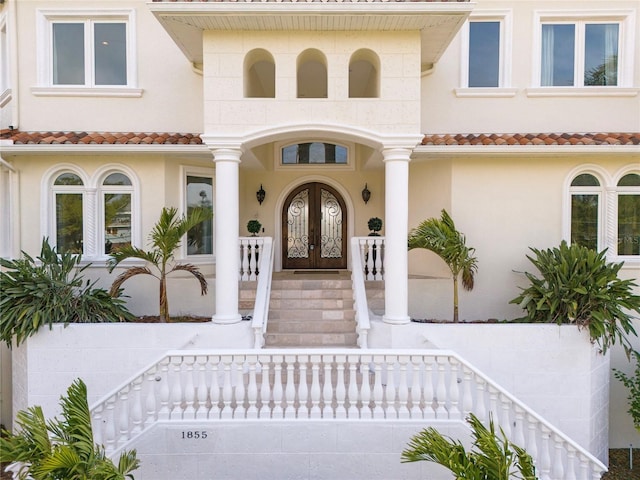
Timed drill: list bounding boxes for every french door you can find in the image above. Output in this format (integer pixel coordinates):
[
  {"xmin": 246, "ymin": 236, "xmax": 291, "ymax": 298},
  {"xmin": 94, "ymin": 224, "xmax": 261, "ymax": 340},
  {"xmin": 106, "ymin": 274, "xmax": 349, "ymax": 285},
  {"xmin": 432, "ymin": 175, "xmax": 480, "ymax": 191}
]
[{"xmin": 282, "ymin": 182, "xmax": 347, "ymax": 269}]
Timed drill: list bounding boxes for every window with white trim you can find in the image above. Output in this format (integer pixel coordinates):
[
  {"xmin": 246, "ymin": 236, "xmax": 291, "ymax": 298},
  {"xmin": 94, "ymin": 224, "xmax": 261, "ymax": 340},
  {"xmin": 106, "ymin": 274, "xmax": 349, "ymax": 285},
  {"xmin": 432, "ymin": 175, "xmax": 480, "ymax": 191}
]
[
  {"xmin": 566, "ymin": 168, "xmax": 640, "ymax": 259},
  {"xmin": 36, "ymin": 10, "xmax": 137, "ymax": 92},
  {"xmin": 184, "ymin": 170, "xmax": 214, "ymax": 256},
  {"xmin": 47, "ymin": 166, "xmax": 138, "ymax": 257},
  {"xmin": 569, "ymin": 173, "xmax": 602, "ymax": 251},
  {"xmin": 617, "ymin": 173, "xmax": 640, "ymax": 256},
  {"xmin": 468, "ymin": 21, "xmax": 501, "ymax": 87}
]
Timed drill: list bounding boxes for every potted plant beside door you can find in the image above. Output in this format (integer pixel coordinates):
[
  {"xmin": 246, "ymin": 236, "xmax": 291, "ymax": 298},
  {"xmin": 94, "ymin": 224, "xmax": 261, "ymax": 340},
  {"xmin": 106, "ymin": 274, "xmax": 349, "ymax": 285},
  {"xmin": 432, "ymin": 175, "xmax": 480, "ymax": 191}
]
[
  {"xmin": 368, "ymin": 217, "xmax": 383, "ymax": 236},
  {"xmin": 247, "ymin": 219, "xmax": 262, "ymax": 236}
]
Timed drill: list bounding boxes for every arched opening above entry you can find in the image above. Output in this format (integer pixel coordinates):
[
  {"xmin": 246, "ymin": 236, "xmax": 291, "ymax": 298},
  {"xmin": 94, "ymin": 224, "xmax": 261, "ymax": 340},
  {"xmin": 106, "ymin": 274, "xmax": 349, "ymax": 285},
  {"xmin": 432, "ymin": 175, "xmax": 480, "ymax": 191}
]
[
  {"xmin": 297, "ymin": 49, "xmax": 328, "ymax": 99},
  {"xmin": 349, "ymin": 49, "xmax": 379, "ymax": 98},
  {"xmin": 244, "ymin": 48, "xmax": 276, "ymax": 98}
]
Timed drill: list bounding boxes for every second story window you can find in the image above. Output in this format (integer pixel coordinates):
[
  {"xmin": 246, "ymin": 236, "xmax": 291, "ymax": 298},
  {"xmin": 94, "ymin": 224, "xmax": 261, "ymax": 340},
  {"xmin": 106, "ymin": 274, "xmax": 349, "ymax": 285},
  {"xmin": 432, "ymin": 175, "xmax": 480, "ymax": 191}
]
[
  {"xmin": 282, "ymin": 143, "xmax": 348, "ymax": 165},
  {"xmin": 36, "ymin": 10, "xmax": 138, "ymax": 94},
  {"xmin": 52, "ymin": 20, "xmax": 127, "ymax": 86},
  {"xmin": 468, "ymin": 21, "xmax": 501, "ymax": 87},
  {"xmin": 541, "ymin": 22, "xmax": 619, "ymax": 87}
]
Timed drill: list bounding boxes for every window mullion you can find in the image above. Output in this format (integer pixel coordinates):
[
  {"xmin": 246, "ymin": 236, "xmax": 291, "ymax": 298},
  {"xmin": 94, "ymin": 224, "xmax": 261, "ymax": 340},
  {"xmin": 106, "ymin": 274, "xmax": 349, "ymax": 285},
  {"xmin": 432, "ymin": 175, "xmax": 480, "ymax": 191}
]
[
  {"xmin": 86, "ymin": 20, "xmax": 94, "ymax": 87},
  {"xmin": 575, "ymin": 22, "xmax": 586, "ymax": 87}
]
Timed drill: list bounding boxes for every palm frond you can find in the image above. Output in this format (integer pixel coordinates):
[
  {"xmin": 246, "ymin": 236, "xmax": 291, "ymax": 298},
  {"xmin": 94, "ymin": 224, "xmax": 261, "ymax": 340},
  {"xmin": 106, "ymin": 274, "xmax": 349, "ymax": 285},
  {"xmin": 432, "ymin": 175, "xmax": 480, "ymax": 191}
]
[
  {"xmin": 107, "ymin": 246, "xmax": 160, "ymax": 272},
  {"xmin": 109, "ymin": 267, "xmax": 156, "ymax": 297},
  {"xmin": 170, "ymin": 263, "xmax": 209, "ymax": 295}
]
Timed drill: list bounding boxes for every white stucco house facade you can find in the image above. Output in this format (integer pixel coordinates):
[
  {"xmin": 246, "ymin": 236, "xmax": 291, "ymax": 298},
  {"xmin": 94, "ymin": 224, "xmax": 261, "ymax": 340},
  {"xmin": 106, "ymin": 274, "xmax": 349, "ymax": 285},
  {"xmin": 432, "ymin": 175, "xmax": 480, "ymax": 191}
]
[{"xmin": 0, "ymin": 0, "xmax": 639, "ymax": 478}]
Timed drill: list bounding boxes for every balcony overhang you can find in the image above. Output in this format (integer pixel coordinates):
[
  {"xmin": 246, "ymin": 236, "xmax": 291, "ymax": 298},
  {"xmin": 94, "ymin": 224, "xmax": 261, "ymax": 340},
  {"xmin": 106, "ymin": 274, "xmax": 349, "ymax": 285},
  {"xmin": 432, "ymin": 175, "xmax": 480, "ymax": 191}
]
[{"xmin": 148, "ymin": 1, "xmax": 475, "ymax": 70}]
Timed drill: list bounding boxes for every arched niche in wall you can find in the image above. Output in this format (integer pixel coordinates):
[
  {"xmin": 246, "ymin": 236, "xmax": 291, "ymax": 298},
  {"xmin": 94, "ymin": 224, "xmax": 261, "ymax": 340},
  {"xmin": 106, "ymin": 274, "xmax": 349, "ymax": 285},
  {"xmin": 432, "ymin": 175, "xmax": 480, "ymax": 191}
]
[
  {"xmin": 244, "ymin": 48, "xmax": 276, "ymax": 98},
  {"xmin": 349, "ymin": 49, "xmax": 379, "ymax": 98},
  {"xmin": 297, "ymin": 49, "xmax": 328, "ymax": 99}
]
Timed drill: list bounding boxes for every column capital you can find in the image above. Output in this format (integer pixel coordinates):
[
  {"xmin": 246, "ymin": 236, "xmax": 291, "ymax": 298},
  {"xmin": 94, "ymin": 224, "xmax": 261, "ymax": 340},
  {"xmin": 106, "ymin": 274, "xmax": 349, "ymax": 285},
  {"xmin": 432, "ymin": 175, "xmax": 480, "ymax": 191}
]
[{"xmin": 381, "ymin": 147, "xmax": 414, "ymax": 163}]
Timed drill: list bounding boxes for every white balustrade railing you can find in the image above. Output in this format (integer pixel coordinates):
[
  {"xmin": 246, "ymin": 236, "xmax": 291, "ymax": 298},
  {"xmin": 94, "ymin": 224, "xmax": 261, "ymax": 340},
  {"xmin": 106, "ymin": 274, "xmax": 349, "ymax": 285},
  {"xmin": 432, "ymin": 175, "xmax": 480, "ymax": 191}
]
[
  {"xmin": 90, "ymin": 348, "xmax": 606, "ymax": 479},
  {"xmin": 350, "ymin": 237, "xmax": 372, "ymax": 348},
  {"xmin": 354, "ymin": 236, "xmax": 384, "ymax": 281},
  {"xmin": 239, "ymin": 236, "xmax": 265, "ymax": 281},
  {"xmin": 249, "ymin": 237, "xmax": 274, "ymax": 348}
]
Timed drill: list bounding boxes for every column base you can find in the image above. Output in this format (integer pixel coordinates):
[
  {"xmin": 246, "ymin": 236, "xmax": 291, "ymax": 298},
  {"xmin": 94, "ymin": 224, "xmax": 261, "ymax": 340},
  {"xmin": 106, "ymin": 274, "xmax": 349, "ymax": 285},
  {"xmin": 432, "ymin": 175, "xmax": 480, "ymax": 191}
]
[
  {"xmin": 212, "ymin": 314, "xmax": 243, "ymax": 325},
  {"xmin": 382, "ymin": 315, "xmax": 411, "ymax": 325}
]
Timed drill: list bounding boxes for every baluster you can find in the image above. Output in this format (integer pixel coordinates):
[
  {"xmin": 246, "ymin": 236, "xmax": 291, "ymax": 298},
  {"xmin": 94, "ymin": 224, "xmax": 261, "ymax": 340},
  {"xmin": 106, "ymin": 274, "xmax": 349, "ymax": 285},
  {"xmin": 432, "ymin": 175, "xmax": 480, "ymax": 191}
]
[
  {"xmin": 434, "ymin": 357, "xmax": 447, "ymax": 419},
  {"xmin": 423, "ymin": 357, "xmax": 435, "ymax": 419},
  {"xmin": 259, "ymin": 357, "xmax": 271, "ymax": 419},
  {"xmin": 130, "ymin": 376, "xmax": 144, "ymax": 435},
  {"xmin": 246, "ymin": 355, "xmax": 259, "ymax": 418},
  {"xmin": 578, "ymin": 456, "xmax": 590, "ymax": 480},
  {"xmin": 221, "ymin": 355, "xmax": 233, "ymax": 419},
  {"xmin": 183, "ymin": 356, "xmax": 196, "ymax": 418},
  {"xmin": 379, "ymin": 240, "xmax": 385, "ymax": 277},
  {"xmin": 104, "ymin": 397, "xmax": 117, "ymax": 451},
  {"xmin": 272, "ymin": 356, "xmax": 284, "ymax": 418},
  {"xmin": 334, "ymin": 355, "xmax": 346, "ymax": 418},
  {"xmin": 323, "ymin": 355, "xmax": 335, "ymax": 418},
  {"xmin": 284, "ymin": 355, "xmax": 296, "ymax": 418},
  {"xmin": 371, "ymin": 242, "xmax": 378, "ymax": 277},
  {"xmin": 397, "ymin": 355, "xmax": 410, "ymax": 419},
  {"xmin": 409, "ymin": 356, "xmax": 422, "ymax": 419},
  {"xmin": 371, "ymin": 356, "xmax": 385, "ymax": 419},
  {"xmin": 254, "ymin": 241, "xmax": 260, "ymax": 277},
  {"xmin": 234, "ymin": 356, "xmax": 246, "ymax": 419},
  {"xmin": 384, "ymin": 357, "xmax": 397, "ymax": 419},
  {"xmin": 539, "ymin": 427, "xmax": 552, "ymax": 479},
  {"xmin": 499, "ymin": 394, "xmax": 512, "ymax": 439},
  {"xmin": 118, "ymin": 387, "xmax": 130, "ymax": 441},
  {"xmin": 309, "ymin": 355, "xmax": 322, "ymax": 418},
  {"xmin": 158, "ymin": 357, "xmax": 171, "ymax": 420},
  {"xmin": 360, "ymin": 355, "xmax": 373, "ymax": 418},
  {"xmin": 513, "ymin": 406, "xmax": 526, "ymax": 447},
  {"xmin": 526, "ymin": 414, "xmax": 539, "ymax": 460},
  {"xmin": 565, "ymin": 446, "xmax": 577, "ymax": 480},
  {"xmin": 145, "ymin": 369, "xmax": 158, "ymax": 424},
  {"xmin": 169, "ymin": 356, "xmax": 184, "ymax": 420},
  {"xmin": 347, "ymin": 355, "xmax": 360, "ymax": 418},
  {"xmin": 239, "ymin": 240, "xmax": 248, "ymax": 280},
  {"xmin": 298, "ymin": 355, "xmax": 309, "ymax": 418},
  {"xmin": 196, "ymin": 356, "xmax": 209, "ymax": 419},
  {"xmin": 488, "ymin": 386, "xmax": 499, "ymax": 425},
  {"xmin": 461, "ymin": 365, "xmax": 473, "ymax": 416},
  {"xmin": 474, "ymin": 378, "xmax": 487, "ymax": 423},
  {"xmin": 92, "ymin": 404, "xmax": 104, "ymax": 447},
  {"xmin": 448, "ymin": 357, "xmax": 460, "ymax": 418},
  {"xmin": 209, "ymin": 355, "xmax": 221, "ymax": 419},
  {"xmin": 362, "ymin": 241, "xmax": 370, "ymax": 279},
  {"xmin": 551, "ymin": 438, "xmax": 565, "ymax": 479}
]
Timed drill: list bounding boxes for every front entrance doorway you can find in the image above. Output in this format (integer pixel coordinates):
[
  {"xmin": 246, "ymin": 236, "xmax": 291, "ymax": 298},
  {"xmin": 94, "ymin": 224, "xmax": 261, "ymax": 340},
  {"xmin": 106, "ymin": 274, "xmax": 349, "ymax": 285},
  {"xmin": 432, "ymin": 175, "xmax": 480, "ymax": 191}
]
[{"xmin": 282, "ymin": 182, "xmax": 347, "ymax": 269}]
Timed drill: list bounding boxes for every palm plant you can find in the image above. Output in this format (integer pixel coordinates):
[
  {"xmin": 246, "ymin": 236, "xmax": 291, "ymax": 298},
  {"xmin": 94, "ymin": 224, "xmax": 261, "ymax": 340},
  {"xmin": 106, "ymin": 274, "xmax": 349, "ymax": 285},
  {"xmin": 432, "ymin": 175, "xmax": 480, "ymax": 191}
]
[
  {"xmin": 107, "ymin": 206, "xmax": 209, "ymax": 323},
  {"xmin": 402, "ymin": 413, "xmax": 537, "ymax": 480},
  {"xmin": 408, "ymin": 209, "xmax": 478, "ymax": 322},
  {"xmin": 0, "ymin": 379, "xmax": 139, "ymax": 480}
]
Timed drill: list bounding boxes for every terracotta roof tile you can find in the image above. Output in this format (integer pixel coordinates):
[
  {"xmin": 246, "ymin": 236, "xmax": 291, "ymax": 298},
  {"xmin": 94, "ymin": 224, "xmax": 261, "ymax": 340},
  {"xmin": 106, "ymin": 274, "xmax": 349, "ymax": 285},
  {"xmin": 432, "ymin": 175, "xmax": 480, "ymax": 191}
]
[
  {"xmin": 0, "ymin": 130, "xmax": 204, "ymax": 145},
  {"xmin": 1, "ymin": 130, "xmax": 638, "ymax": 148},
  {"xmin": 421, "ymin": 133, "xmax": 640, "ymax": 146}
]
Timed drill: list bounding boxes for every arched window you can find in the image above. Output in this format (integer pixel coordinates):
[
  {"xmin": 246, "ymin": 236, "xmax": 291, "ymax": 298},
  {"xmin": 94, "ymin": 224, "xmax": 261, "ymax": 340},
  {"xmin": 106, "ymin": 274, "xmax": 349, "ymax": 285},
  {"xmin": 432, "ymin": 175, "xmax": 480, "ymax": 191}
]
[
  {"xmin": 101, "ymin": 172, "xmax": 133, "ymax": 254},
  {"xmin": 617, "ymin": 172, "xmax": 640, "ymax": 256},
  {"xmin": 569, "ymin": 172, "xmax": 602, "ymax": 251},
  {"xmin": 281, "ymin": 142, "xmax": 348, "ymax": 165},
  {"xmin": 297, "ymin": 49, "xmax": 327, "ymax": 98},
  {"xmin": 52, "ymin": 172, "xmax": 85, "ymax": 254},
  {"xmin": 244, "ymin": 49, "xmax": 275, "ymax": 98},
  {"xmin": 349, "ymin": 49, "xmax": 379, "ymax": 98}
]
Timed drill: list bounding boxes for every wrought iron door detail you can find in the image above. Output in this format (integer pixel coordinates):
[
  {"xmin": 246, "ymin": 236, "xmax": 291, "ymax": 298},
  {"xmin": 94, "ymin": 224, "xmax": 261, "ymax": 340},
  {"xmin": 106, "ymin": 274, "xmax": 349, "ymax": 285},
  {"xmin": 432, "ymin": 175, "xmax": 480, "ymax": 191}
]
[
  {"xmin": 320, "ymin": 188, "xmax": 342, "ymax": 258},
  {"xmin": 287, "ymin": 189, "xmax": 309, "ymax": 259}
]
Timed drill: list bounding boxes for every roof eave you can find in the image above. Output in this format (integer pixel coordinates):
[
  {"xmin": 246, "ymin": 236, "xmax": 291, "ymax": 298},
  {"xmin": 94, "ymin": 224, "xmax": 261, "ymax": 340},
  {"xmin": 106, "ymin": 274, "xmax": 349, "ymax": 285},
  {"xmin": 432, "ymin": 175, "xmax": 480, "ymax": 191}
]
[{"xmin": 412, "ymin": 144, "xmax": 640, "ymax": 158}]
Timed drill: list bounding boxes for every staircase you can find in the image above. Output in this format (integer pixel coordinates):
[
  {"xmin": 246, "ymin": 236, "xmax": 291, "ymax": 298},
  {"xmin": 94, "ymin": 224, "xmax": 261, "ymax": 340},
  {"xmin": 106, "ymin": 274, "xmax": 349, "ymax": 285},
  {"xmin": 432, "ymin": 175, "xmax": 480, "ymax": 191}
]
[{"xmin": 263, "ymin": 271, "xmax": 358, "ymax": 347}]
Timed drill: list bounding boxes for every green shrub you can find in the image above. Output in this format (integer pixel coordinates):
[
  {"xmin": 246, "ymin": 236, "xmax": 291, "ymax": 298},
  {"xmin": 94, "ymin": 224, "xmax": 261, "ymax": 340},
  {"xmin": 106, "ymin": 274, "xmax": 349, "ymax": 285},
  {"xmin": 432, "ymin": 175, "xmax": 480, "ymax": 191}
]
[
  {"xmin": 510, "ymin": 241, "xmax": 640, "ymax": 356},
  {"xmin": 0, "ymin": 379, "xmax": 140, "ymax": 480},
  {"xmin": 402, "ymin": 413, "xmax": 537, "ymax": 480},
  {"xmin": 614, "ymin": 351, "xmax": 640, "ymax": 433},
  {"xmin": 0, "ymin": 238, "xmax": 134, "ymax": 348}
]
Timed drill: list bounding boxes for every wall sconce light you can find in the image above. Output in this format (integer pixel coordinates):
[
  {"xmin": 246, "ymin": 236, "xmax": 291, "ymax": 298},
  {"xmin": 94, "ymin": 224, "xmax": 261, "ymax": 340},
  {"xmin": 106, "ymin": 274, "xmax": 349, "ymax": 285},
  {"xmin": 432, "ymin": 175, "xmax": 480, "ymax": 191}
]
[
  {"xmin": 256, "ymin": 184, "xmax": 266, "ymax": 205},
  {"xmin": 362, "ymin": 184, "xmax": 371, "ymax": 204}
]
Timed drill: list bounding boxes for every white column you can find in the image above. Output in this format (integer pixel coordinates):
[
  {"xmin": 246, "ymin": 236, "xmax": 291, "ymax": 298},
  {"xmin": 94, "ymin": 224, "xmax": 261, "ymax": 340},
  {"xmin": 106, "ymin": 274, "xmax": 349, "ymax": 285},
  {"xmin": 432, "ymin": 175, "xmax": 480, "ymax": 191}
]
[
  {"xmin": 382, "ymin": 147, "xmax": 411, "ymax": 325},
  {"xmin": 211, "ymin": 147, "xmax": 242, "ymax": 324}
]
